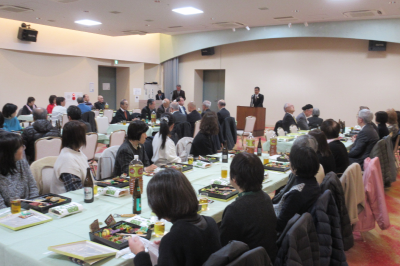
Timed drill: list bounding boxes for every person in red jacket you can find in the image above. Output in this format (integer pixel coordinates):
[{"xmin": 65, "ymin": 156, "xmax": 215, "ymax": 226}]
[{"xmin": 46, "ymin": 95, "xmax": 57, "ymax": 114}]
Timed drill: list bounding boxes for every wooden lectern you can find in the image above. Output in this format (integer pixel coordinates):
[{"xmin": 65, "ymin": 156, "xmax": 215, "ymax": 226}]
[{"xmin": 236, "ymin": 106, "xmax": 266, "ymax": 137}]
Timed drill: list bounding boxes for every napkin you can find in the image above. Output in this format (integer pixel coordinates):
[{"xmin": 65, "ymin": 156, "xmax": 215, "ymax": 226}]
[
  {"xmin": 49, "ymin": 202, "xmax": 83, "ymax": 218},
  {"xmin": 116, "ymin": 236, "xmax": 159, "ymax": 265},
  {"xmin": 98, "ymin": 187, "xmax": 128, "ymax": 198},
  {"xmin": 210, "ymin": 179, "xmax": 231, "ymax": 186},
  {"xmin": 193, "ymin": 161, "xmax": 211, "ymax": 169}
]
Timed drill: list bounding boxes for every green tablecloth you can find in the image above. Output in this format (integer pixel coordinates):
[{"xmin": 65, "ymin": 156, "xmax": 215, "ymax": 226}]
[
  {"xmin": 263, "ymin": 138, "xmax": 354, "ymax": 153},
  {"xmin": 0, "ymin": 156, "xmax": 289, "ymax": 266}
]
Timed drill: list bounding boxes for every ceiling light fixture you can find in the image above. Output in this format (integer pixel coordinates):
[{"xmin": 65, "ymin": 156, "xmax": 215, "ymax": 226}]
[
  {"xmin": 304, "ymin": 22, "xmax": 308, "ymax": 27},
  {"xmin": 75, "ymin": 19, "xmax": 102, "ymax": 26},
  {"xmin": 232, "ymin": 28, "xmax": 235, "ymax": 32},
  {"xmin": 172, "ymin": 7, "xmax": 203, "ymax": 15},
  {"xmin": 245, "ymin": 26, "xmax": 250, "ymax": 30}
]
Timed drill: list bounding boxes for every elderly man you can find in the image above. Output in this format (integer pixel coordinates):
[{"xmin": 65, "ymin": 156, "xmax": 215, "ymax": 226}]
[
  {"xmin": 94, "ymin": 95, "xmax": 105, "ymax": 110},
  {"xmin": 111, "ymin": 99, "xmax": 136, "ymax": 124},
  {"xmin": 22, "ymin": 108, "xmax": 60, "ymax": 163},
  {"xmin": 171, "ymin": 102, "xmax": 187, "ymax": 124},
  {"xmin": 187, "ymin": 101, "xmax": 201, "ymax": 131},
  {"xmin": 201, "ymin": 100, "xmax": 212, "ymax": 117},
  {"xmin": 172, "ymin": 85, "xmax": 186, "ymax": 101},
  {"xmin": 77, "ymin": 97, "xmax": 91, "ymax": 114},
  {"xmin": 359, "ymin": 106, "xmax": 379, "ymax": 134},
  {"xmin": 176, "ymin": 96, "xmax": 187, "ymax": 115},
  {"xmin": 296, "ymin": 104, "xmax": 313, "ymax": 130},
  {"xmin": 217, "ymin": 99, "xmax": 230, "ymax": 125},
  {"xmin": 156, "ymin": 99, "xmax": 170, "ymax": 118},
  {"xmin": 67, "ymin": 105, "xmax": 92, "ymax": 133},
  {"xmin": 141, "ymin": 99, "xmax": 156, "ymax": 120},
  {"xmin": 282, "ymin": 103, "xmax": 298, "ymax": 132},
  {"xmin": 83, "ymin": 94, "xmax": 93, "ymax": 109},
  {"xmin": 307, "ymin": 108, "xmax": 323, "ymax": 129},
  {"xmin": 348, "ymin": 109, "xmax": 379, "ymax": 168}
]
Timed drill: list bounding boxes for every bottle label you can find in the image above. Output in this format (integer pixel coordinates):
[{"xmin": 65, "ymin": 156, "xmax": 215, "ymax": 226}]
[
  {"xmin": 84, "ymin": 187, "xmax": 93, "ymax": 200},
  {"xmin": 257, "ymin": 148, "xmax": 262, "ymax": 154},
  {"xmin": 129, "ymin": 165, "xmax": 144, "ymax": 178},
  {"xmin": 222, "ymin": 155, "xmax": 228, "ymax": 160},
  {"xmin": 136, "ymin": 198, "xmax": 141, "ymax": 211},
  {"xmin": 246, "ymin": 139, "xmax": 255, "ymax": 147}
]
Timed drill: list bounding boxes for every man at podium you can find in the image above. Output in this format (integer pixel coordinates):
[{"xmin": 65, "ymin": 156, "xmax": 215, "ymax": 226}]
[{"xmin": 250, "ymin": 87, "xmax": 264, "ymax": 107}]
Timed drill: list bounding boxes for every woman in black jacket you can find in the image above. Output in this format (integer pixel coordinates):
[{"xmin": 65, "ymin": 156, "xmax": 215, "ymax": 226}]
[
  {"xmin": 274, "ymin": 146, "xmax": 321, "ymax": 233},
  {"xmin": 21, "ymin": 97, "xmax": 37, "ymax": 115},
  {"xmin": 129, "ymin": 169, "xmax": 221, "ymax": 266},
  {"xmin": 190, "ymin": 112, "xmax": 219, "ymax": 156},
  {"xmin": 308, "ymin": 129, "xmax": 336, "ymax": 174}
]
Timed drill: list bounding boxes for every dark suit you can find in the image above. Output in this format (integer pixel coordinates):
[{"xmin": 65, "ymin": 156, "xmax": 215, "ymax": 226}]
[
  {"xmin": 141, "ymin": 106, "xmax": 155, "ymax": 120},
  {"xmin": 282, "ymin": 113, "xmax": 297, "ymax": 132},
  {"xmin": 296, "ymin": 112, "xmax": 309, "ymax": 130},
  {"xmin": 111, "ymin": 109, "xmax": 135, "ymax": 124},
  {"xmin": 250, "ymin": 94, "xmax": 264, "ymax": 107},
  {"xmin": 187, "ymin": 110, "xmax": 201, "ymax": 134},
  {"xmin": 179, "ymin": 105, "xmax": 187, "ymax": 115},
  {"xmin": 172, "ymin": 90, "xmax": 186, "ymax": 101},
  {"xmin": 307, "ymin": 116, "xmax": 323, "ymax": 129},
  {"xmin": 349, "ymin": 123, "xmax": 379, "ymax": 168},
  {"xmin": 155, "ymin": 93, "xmax": 165, "ymax": 100},
  {"xmin": 94, "ymin": 102, "xmax": 105, "ymax": 110},
  {"xmin": 172, "ymin": 111, "xmax": 187, "ymax": 124},
  {"xmin": 201, "ymin": 109, "xmax": 211, "ymax": 117},
  {"xmin": 217, "ymin": 108, "xmax": 230, "ymax": 125},
  {"xmin": 156, "ymin": 104, "xmax": 170, "ymax": 119}
]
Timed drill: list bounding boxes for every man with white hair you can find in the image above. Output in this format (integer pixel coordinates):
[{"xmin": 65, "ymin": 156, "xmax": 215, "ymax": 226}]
[
  {"xmin": 171, "ymin": 102, "xmax": 187, "ymax": 124},
  {"xmin": 348, "ymin": 109, "xmax": 379, "ymax": 168},
  {"xmin": 94, "ymin": 95, "xmax": 105, "ymax": 110},
  {"xmin": 217, "ymin": 99, "xmax": 230, "ymax": 125},
  {"xmin": 282, "ymin": 103, "xmax": 298, "ymax": 132},
  {"xmin": 201, "ymin": 100, "xmax": 212, "ymax": 118},
  {"xmin": 156, "ymin": 99, "xmax": 170, "ymax": 118}
]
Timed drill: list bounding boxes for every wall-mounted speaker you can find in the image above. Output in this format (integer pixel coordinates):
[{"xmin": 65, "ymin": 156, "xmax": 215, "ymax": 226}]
[
  {"xmin": 17, "ymin": 24, "xmax": 38, "ymax": 42},
  {"xmin": 368, "ymin": 40, "xmax": 386, "ymax": 51},
  {"xmin": 201, "ymin": 47, "xmax": 215, "ymax": 56}
]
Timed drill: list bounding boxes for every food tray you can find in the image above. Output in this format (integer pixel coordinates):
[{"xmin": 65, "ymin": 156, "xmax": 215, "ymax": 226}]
[
  {"xmin": 48, "ymin": 240, "xmax": 117, "ymax": 261},
  {"xmin": 199, "ymin": 184, "xmax": 238, "ymax": 200},
  {"xmin": 0, "ymin": 209, "xmax": 52, "ymax": 230},
  {"xmin": 97, "ymin": 177, "xmax": 130, "ymax": 188},
  {"xmin": 196, "ymin": 156, "xmax": 220, "ymax": 163},
  {"xmin": 264, "ymin": 162, "xmax": 291, "ymax": 172},
  {"xmin": 21, "ymin": 193, "xmax": 72, "ymax": 214},
  {"xmin": 161, "ymin": 163, "xmax": 193, "ymax": 172},
  {"xmin": 89, "ymin": 221, "xmax": 152, "ymax": 250},
  {"xmin": 277, "ymin": 156, "xmax": 289, "ymax": 162}
]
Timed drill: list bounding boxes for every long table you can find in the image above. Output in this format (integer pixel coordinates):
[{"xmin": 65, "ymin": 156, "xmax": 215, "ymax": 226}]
[{"xmin": 0, "ymin": 156, "xmax": 289, "ymax": 266}]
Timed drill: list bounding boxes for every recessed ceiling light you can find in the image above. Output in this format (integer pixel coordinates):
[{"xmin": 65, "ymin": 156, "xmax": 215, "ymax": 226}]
[
  {"xmin": 145, "ymin": 19, "xmax": 154, "ymax": 22},
  {"xmin": 110, "ymin": 11, "xmax": 121, "ymax": 14},
  {"xmin": 36, "ymin": 17, "xmax": 40, "ymax": 19},
  {"xmin": 259, "ymin": 7, "xmax": 269, "ymax": 10},
  {"xmin": 75, "ymin": 19, "xmax": 102, "ymax": 26},
  {"xmin": 172, "ymin": 7, "xmax": 203, "ymax": 15}
]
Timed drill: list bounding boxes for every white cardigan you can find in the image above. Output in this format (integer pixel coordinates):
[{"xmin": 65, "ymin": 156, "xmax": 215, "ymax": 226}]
[{"xmin": 152, "ymin": 132, "xmax": 181, "ymax": 166}]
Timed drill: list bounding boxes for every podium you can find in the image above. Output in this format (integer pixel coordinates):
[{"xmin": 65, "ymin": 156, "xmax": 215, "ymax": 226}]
[{"xmin": 236, "ymin": 106, "xmax": 266, "ymax": 137}]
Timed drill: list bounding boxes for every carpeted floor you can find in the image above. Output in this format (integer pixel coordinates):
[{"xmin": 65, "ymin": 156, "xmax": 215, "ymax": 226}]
[{"xmin": 95, "ymin": 133, "xmax": 400, "ymax": 265}]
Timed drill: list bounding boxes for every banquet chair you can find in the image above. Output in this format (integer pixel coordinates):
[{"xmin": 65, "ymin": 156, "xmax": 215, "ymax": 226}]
[
  {"xmin": 290, "ymin": 124, "xmax": 298, "ymax": 133},
  {"xmin": 109, "ymin": 130, "xmax": 126, "ymax": 147},
  {"xmin": 265, "ymin": 130, "xmax": 275, "ymax": 141},
  {"xmin": 81, "ymin": 133, "xmax": 98, "ymax": 162},
  {"xmin": 93, "ymin": 110, "xmax": 100, "ymax": 117},
  {"xmin": 277, "ymin": 127, "xmax": 285, "ymax": 136},
  {"xmin": 237, "ymin": 116, "xmax": 256, "ymax": 137},
  {"xmin": 103, "ymin": 109, "xmax": 114, "ymax": 124},
  {"xmin": 132, "ymin": 109, "xmax": 141, "ymax": 114},
  {"xmin": 176, "ymin": 137, "xmax": 193, "ymax": 162},
  {"xmin": 96, "ymin": 145, "xmax": 120, "ymax": 180},
  {"xmin": 193, "ymin": 120, "xmax": 201, "ymax": 138},
  {"xmin": 35, "ymin": 137, "xmax": 62, "ymax": 161},
  {"xmin": 30, "ymin": 156, "xmax": 58, "ymax": 195},
  {"xmin": 62, "ymin": 114, "xmax": 68, "ymax": 127},
  {"xmin": 95, "ymin": 116, "xmax": 109, "ymax": 134}
]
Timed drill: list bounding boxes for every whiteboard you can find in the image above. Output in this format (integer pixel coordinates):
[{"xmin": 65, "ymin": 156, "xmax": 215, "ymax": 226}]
[{"xmin": 144, "ymin": 84, "xmax": 160, "ymax": 100}]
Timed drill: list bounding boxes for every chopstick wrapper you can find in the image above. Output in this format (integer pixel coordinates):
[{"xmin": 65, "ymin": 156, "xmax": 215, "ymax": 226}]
[
  {"xmin": 49, "ymin": 202, "xmax": 83, "ymax": 217},
  {"xmin": 193, "ymin": 161, "xmax": 211, "ymax": 169},
  {"xmin": 98, "ymin": 187, "xmax": 128, "ymax": 197}
]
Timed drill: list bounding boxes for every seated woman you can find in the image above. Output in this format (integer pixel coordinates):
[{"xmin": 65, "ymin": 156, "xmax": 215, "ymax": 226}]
[
  {"xmin": 129, "ymin": 169, "xmax": 221, "ymax": 266},
  {"xmin": 0, "ymin": 131, "xmax": 39, "ymax": 209},
  {"xmin": 375, "ymin": 111, "xmax": 389, "ymax": 139},
  {"xmin": 54, "ymin": 121, "xmax": 89, "ymax": 193},
  {"xmin": 190, "ymin": 112, "xmax": 219, "ymax": 157},
  {"xmin": 47, "ymin": 95, "xmax": 57, "ymax": 114},
  {"xmin": 21, "ymin": 97, "xmax": 37, "ymax": 115},
  {"xmin": 307, "ymin": 107, "xmax": 323, "ymax": 129},
  {"xmin": 320, "ymin": 119, "xmax": 350, "ymax": 174},
  {"xmin": 114, "ymin": 120, "xmax": 157, "ymax": 176},
  {"xmin": 274, "ymin": 146, "xmax": 321, "ymax": 233},
  {"xmin": 2, "ymin": 103, "xmax": 22, "ymax": 132},
  {"xmin": 152, "ymin": 113, "xmax": 181, "ymax": 166},
  {"xmin": 219, "ymin": 152, "xmax": 278, "ymax": 262},
  {"xmin": 308, "ymin": 129, "xmax": 336, "ymax": 176}
]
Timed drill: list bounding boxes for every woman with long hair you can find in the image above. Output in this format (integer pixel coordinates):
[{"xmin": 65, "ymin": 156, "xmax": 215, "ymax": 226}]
[
  {"xmin": 152, "ymin": 113, "xmax": 181, "ymax": 166},
  {"xmin": 0, "ymin": 131, "xmax": 39, "ymax": 209},
  {"xmin": 308, "ymin": 129, "xmax": 336, "ymax": 176}
]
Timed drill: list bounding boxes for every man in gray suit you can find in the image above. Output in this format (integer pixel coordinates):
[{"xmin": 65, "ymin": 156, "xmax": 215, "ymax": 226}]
[
  {"xmin": 171, "ymin": 102, "xmax": 187, "ymax": 124},
  {"xmin": 296, "ymin": 104, "xmax": 313, "ymax": 130}
]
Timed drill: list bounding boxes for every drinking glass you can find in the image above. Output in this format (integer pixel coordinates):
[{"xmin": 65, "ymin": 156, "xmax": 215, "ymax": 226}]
[
  {"xmin": 198, "ymin": 192, "xmax": 209, "ymax": 212},
  {"xmin": 10, "ymin": 197, "xmax": 21, "ymax": 214},
  {"xmin": 188, "ymin": 154, "xmax": 194, "ymax": 165},
  {"xmin": 263, "ymin": 154, "xmax": 270, "ymax": 165},
  {"xmin": 221, "ymin": 165, "xmax": 228, "ymax": 179},
  {"xmin": 93, "ymin": 184, "xmax": 98, "ymax": 195},
  {"xmin": 122, "ymin": 120, "xmax": 127, "ymax": 125},
  {"xmin": 154, "ymin": 220, "xmax": 165, "ymax": 237}
]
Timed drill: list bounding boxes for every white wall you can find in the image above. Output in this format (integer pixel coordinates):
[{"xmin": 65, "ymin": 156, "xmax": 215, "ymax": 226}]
[{"xmin": 179, "ymin": 37, "xmax": 400, "ymax": 127}]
